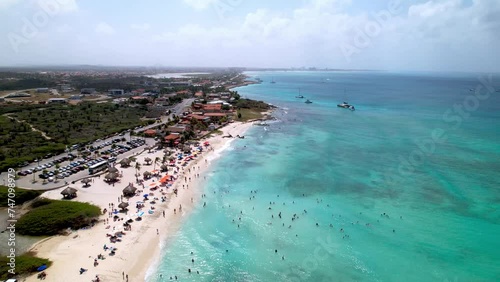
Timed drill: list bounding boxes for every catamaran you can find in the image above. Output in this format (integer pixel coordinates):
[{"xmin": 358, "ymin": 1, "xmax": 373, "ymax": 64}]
[
  {"xmin": 337, "ymin": 89, "xmax": 355, "ymax": 111},
  {"xmin": 337, "ymin": 101, "xmax": 355, "ymax": 111}
]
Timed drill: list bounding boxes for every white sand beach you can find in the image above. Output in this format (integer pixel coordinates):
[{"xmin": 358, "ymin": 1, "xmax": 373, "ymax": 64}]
[{"xmin": 23, "ymin": 122, "xmax": 254, "ymax": 282}]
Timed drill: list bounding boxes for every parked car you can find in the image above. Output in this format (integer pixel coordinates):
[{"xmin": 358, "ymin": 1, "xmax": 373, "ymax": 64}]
[{"xmin": 39, "ymin": 174, "xmax": 49, "ymax": 179}]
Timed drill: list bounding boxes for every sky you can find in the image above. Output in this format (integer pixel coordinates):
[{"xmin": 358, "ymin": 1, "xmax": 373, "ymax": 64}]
[{"xmin": 0, "ymin": 0, "xmax": 499, "ymax": 72}]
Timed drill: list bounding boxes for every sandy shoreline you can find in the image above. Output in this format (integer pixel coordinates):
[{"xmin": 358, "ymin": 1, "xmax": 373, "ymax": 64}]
[{"xmin": 22, "ymin": 121, "xmax": 255, "ymax": 282}]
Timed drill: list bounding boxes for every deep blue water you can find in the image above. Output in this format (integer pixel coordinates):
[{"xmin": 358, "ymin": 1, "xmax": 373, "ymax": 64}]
[{"xmin": 150, "ymin": 71, "xmax": 500, "ymax": 282}]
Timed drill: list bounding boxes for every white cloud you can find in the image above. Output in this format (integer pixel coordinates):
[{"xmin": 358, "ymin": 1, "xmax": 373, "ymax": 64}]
[
  {"xmin": 131, "ymin": 23, "xmax": 151, "ymax": 31},
  {"xmin": 0, "ymin": 0, "xmax": 21, "ymax": 10},
  {"xmin": 1, "ymin": 0, "xmax": 499, "ymax": 71},
  {"xmin": 36, "ymin": 0, "xmax": 79, "ymax": 13},
  {"xmin": 182, "ymin": 0, "xmax": 217, "ymax": 10},
  {"xmin": 95, "ymin": 22, "xmax": 115, "ymax": 35},
  {"xmin": 56, "ymin": 24, "xmax": 72, "ymax": 33}
]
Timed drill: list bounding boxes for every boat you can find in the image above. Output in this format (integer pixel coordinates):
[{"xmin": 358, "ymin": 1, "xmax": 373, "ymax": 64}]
[
  {"xmin": 337, "ymin": 101, "xmax": 355, "ymax": 111},
  {"xmin": 337, "ymin": 89, "xmax": 355, "ymax": 111},
  {"xmin": 296, "ymin": 88, "xmax": 304, "ymax": 98},
  {"xmin": 270, "ymin": 77, "xmax": 276, "ymax": 84},
  {"xmin": 305, "ymin": 99, "xmax": 313, "ymax": 104}
]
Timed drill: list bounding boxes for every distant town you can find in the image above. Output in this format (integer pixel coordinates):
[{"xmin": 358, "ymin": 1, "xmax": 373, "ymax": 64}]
[{"xmin": 0, "ymin": 67, "xmax": 272, "ymax": 178}]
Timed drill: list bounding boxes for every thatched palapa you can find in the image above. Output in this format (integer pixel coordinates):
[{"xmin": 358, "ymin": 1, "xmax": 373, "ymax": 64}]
[{"xmin": 61, "ymin": 187, "xmax": 77, "ymax": 198}]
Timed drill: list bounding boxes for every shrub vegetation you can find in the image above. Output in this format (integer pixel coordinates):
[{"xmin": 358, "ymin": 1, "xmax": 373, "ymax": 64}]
[
  {"xmin": 0, "ymin": 186, "xmax": 42, "ymax": 207},
  {"xmin": 0, "ymin": 253, "xmax": 52, "ymax": 280},
  {"xmin": 17, "ymin": 199, "xmax": 101, "ymax": 236}
]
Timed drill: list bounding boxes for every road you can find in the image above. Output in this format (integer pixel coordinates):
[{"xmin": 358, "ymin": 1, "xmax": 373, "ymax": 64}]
[{"xmin": 136, "ymin": 98, "xmax": 194, "ymax": 133}]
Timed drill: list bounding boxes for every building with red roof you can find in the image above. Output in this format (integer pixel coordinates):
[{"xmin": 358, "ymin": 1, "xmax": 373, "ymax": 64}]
[{"xmin": 144, "ymin": 129, "xmax": 156, "ymax": 137}]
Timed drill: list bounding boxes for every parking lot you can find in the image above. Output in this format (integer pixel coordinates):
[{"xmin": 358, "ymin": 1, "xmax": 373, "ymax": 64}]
[{"xmin": 11, "ymin": 135, "xmax": 156, "ymax": 190}]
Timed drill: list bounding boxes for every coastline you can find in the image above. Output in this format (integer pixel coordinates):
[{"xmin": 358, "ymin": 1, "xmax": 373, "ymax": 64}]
[
  {"xmin": 22, "ymin": 121, "xmax": 256, "ymax": 282},
  {"xmin": 226, "ymin": 80, "xmax": 258, "ymax": 90}
]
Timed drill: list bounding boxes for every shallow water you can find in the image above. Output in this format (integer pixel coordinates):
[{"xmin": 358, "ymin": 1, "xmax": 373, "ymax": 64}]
[{"xmin": 150, "ymin": 71, "xmax": 500, "ymax": 282}]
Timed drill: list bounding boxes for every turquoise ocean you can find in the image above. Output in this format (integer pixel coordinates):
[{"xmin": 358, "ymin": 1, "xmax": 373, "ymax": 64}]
[{"xmin": 149, "ymin": 71, "xmax": 500, "ymax": 282}]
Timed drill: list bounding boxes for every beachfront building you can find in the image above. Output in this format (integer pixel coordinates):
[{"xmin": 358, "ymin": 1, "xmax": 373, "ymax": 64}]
[
  {"xmin": 202, "ymin": 103, "xmax": 222, "ymax": 113},
  {"xmin": 144, "ymin": 129, "xmax": 157, "ymax": 137},
  {"xmin": 164, "ymin": 133, "xmax": 181, "ymax": 147},
  {"xmin": 166, "ymin": 125, "xmax": 190, "ymax": 134},
  {"xmin": 186, "ymin": 114, "xmax": 211, "ymax": 123},
  {"xmin": 206, "ymin": 93, "xmax": 221, "ymax": 100}
]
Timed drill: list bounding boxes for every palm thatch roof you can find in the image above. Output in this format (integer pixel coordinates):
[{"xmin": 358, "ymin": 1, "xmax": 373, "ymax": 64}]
[
  {"xmin": 122, "ymin": 184, "xmax": 137, "ymax": 197},
  {"xmin": 81, "ymin": 178, "xmax": 91, "ymax": 185},
  {"xmin": 119, "ymin": 158, "xmax": 131, "ymax": 167},
  {"xmin": 144, "ymin": 157, "xmax": 152, "ymax": 164},
  {"xmin": 160, "ymin": 164, "xmax": 169, "ymax": 172},
  {"xmin": 118, "ymin": 202, "xmax": 129, "ymax": 209},
  {"xmin": 108, "ymin": 167, "xmax": 119, "ymax": 174},
  {"xmin": 105, "ymin": 172, "xmax": 119, "ymax": 180},
  {"xmin": 61, "ymin": 187, "xmax": 77, "ymax": 198},
  {"xmin": 143, "ymin": 171, "xmax": 152, "ymax": 178}
]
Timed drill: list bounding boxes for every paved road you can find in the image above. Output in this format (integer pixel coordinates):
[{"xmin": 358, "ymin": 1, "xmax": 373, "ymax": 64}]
[{"xmin": 136, "ymin": 98, "xmax": 194, "ymax": 133}]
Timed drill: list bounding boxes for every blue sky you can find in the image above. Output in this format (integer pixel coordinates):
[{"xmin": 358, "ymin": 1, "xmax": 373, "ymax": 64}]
[{"xmin": 0, "ymin": 0, "xmax": 499, "ymax": 72}]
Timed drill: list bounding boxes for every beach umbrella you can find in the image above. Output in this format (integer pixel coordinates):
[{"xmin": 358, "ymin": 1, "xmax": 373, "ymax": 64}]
[
  {"xmin": 37, "ymin": 264, "xmax": 47, "ymax": 271},
  {"xmin": 81, "ymin": 178, "xmax": 91, "ymax": 186},
  {"xmin": 61, "ymin": 187, "xmax": 77, "ymax": 198},
  {"xmin": 122, "ymin": 184, "xmax": 137, "ymax": 197},
  {"xmin": 159, "ymin": 175, "xmax": 170, "ymax": 183},
  {"xmin": 143, "ymin": 171, "xmax": 152, "ymax": 178},
  {"xmin": 160, "ymin": 164, "xmax": 169, "ymax": 172},
  {"xmin": 119, "ymin": 158, "xmax": 131, "ymax": 167},
  {"xmin": 149, "ymin": 182, "xmax": 157, "ymax": 187},
  {"xmin": 105, "ymin": 172, "xmax": 119, "ymax": 180},
  {"xmin": 118, "ymin": 202, "xmax": 129, "ymax": 210},
  {"xmin": 108, "ymin": 167, "xmax": 119, "ymax": 174}
]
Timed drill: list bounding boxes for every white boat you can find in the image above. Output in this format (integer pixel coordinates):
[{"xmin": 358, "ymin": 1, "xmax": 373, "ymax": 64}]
[
  {"xmin": 296, "ymin": 88, "xmax": 304, "ymax": 98},
  {"xmin": 337, "ymin": 101, "xmax": 355, "ymax": 111}
]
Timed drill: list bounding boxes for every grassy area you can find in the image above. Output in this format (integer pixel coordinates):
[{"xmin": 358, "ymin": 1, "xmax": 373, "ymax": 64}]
[
  {"xmin": 10, "ymin": 102, "xmax": 148, "ymax": 145},
  {"xmin": 0, "ymin": 115, "xmax": 66, "ymax": 171},
  {"xmin": 0, "ymin": 102, "xmax": 148, "ymax": 171},
  {"xmin": 0, "ymin": 185, "xmax": 42, "ymax": 207},
  {"xmin": 236, "ymin": 108, "xmax": 266, "ymax": 121},
  {"xmin": 17, "ymin": 199, "xmax": 101, "ymax": 236},
  {"xmin": 0, "ymin": 253, "xmax": 52, "ymax": 280}
]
